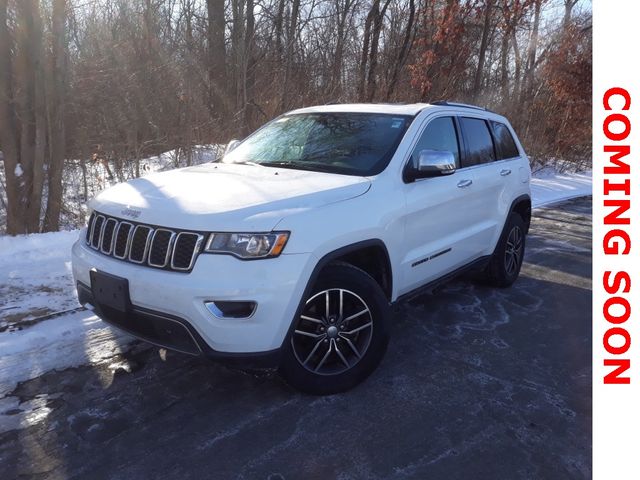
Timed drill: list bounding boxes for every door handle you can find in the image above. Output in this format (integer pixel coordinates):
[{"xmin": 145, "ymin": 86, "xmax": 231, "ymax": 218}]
[
  {"xmin": 500, "ymin": 169, "xmax": 512, "ymax": 176},
  {"xmin": 457, "ymin": 179, "xmax": 473, "ymax": 188}
]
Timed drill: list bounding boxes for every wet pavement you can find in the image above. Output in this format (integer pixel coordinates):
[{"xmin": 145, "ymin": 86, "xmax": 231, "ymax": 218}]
[{"xmin": 0, "ymin": 197, "xmax": 592, "ymax": 479}]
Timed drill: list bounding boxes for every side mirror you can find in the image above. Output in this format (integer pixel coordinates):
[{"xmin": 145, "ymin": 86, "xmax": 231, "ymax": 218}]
[
  {"xmin": 224, "ymin": 139, "xmax": 241, "ymax": 155},
  {"xmin": 409, "ymin": 149, "xmax": 456, "ymax": 181}
]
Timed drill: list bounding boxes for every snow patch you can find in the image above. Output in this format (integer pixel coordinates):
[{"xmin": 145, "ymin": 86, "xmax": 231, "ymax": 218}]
[
  {"xmin": 14, "ymin": 163, "xmax": 23, "ymax": 177},
  {"xmin": 0, "ymin": 310, "xmax": 134, "ymax": 397},
  {"xmin": 531, "ymin": 168, "xmax": 592, "ymax": 208},
  {"xmin": 0, "ymin": 230, "xmax": 81, "ymax": 325}
]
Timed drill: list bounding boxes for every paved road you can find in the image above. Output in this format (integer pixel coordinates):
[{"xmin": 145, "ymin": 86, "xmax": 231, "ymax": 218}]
[{"xmin": 0, "ymin": 197, "xmax": 592, "ymax": 480}]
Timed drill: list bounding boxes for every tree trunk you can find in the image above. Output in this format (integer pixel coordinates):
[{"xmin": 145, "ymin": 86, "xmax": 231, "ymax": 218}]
[
  {"xmin": 274, "ymin": 0, "xmax": 285, "ymax": 62},
  {"xmin": 472, "ymin": 0, "xmax": 493, "ymax": 100},
  {"xmin": 29, "ymin": 1, "xmax": 47, "ymax": 232},
  {"xmin": 511, "ymin": 29, "xmax": 522, "ymax": 100},
  {"xmin": 330, "ymin": 0, "xmax": 353, "ymax": 95},
  {"xmin": 386, "ymin": 0, "xmax": 416, "ymax": 100},
  {"xmin": 242, "ymin": 0, "xmax": 256, "ymax": 134},
  {"xmin": 279, "ymin": 0, "xmax": 300, "ymax": 111},
  {"xmin": 521, "ymin": 0, "xmax": 541, "ymax": 103},
  {"xmin": 365, "ymin": 0, "xmax": 392, "ymax": 102},
  {"xmin": 357, "ymin": 1, "xmax": 377, "ymax": 101},
  {"xmin": 0, "ymin": 0, "xmax": 25, "ymax": 234},
  {"xmin": 206, "ymin": 0, "xmax": 226, "ymax": 120},
  {"xmin": 499, "ymin": 26, "xmax": 510, "ymax": 100},
  {"xmin": 563, "ymin": 0, "xmax": 578, "ymax": 28},
  {"xmin": 80, "ymin": 154, "xmax": 88, "ymax": 204},
  {"xmin": 15, "ymin": 2, "xmax": 36, "ymax": 230},
  {"xmin": 231, "ymin": 0, "xmax": 245, "ymax": 110},
  {"xmin": 43, "ymin": 0, "xmax": 67, "ymax": 232}
]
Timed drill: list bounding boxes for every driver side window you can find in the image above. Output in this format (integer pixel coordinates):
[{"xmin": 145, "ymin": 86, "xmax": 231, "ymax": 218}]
[{"xmin": 411, "ymin": 117, "xmax": 460, "ymax": 168}]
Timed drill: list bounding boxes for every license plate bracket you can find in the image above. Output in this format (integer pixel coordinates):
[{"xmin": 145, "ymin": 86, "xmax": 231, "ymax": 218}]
[{"xmin": 90, "ymin": 270, "xmax": 131, "ymax": 313}]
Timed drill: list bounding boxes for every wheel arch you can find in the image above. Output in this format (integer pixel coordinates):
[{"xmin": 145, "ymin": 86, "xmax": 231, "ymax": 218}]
[
  {"xmin": 313, "ymin": 239, "xmax": 393, "ymax": 301},
  {"xmin": 509, "ymin": 194, "xmax": 532, "ymax": 233},
  {"xmin": 277, "ymin": 239, "xmax": 393, "ymax": 354}
]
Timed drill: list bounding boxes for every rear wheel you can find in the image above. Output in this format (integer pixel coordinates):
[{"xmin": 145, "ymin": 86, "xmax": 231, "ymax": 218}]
[
  {"xmin": 280, "ymin": 263, "xmax": 390, "ymax": 395},
  {"xmin": 484, "ymin": 212, "xmax": 526, "ymax": 287}
]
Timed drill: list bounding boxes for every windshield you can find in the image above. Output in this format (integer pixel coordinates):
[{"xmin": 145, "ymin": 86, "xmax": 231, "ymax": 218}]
[{"xmin": 222, "ymin": 112, "xmax": 412, "ymax": 176}]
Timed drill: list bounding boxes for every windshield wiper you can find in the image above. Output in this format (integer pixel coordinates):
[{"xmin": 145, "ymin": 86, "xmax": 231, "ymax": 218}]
[
  {"xmin": 233, "ymin": 161, "xmax": 263, "ymax": 167},
  {"xmin": 259, "ymin": 161, "xmax": 343, "ymax": 174},
  {"xmin": 258, "ymin": 161, "xmax": 295, "ymax": 167}
]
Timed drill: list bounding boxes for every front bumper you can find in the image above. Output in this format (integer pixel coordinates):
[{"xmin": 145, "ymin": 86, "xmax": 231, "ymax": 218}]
[
  {"xmin": 71, "ymin": 237, "xmax": 316, "ymax": 359},
  {"xmin": 76, "ymin": 282, "xmax": 282, "ymax": 367}
]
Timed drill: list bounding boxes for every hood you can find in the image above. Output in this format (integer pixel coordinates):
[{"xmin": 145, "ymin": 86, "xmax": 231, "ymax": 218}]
[{"xmin": 90, "ymin": 163, "xmax": 371, "ymax": 231}]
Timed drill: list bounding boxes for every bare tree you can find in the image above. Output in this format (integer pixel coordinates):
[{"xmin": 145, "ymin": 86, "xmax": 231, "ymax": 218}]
[
  {"xmin": 43, "ymin": 0, "xmax": 68, "ymax": 232},
  {"xmin": 472, "ymin": 0, "xmax": 494, "ymax": 100},
  {"xmin": 0, "ymin": 0, "xmax": 593, "ymax": 233},
  {"xmin": 0, "ymin": 0, "xmax": 24, "ymax": 234},
  {"xmin": 279, "ymin": 0, "xmax": 300, "ymax": 111},
  {"xmin": 385, "ymin": 0, "xmax": 416, "ymax": 100},
  {"xmin": 206, "ymin": 0, "xmax": 227, "ymax": 119}
]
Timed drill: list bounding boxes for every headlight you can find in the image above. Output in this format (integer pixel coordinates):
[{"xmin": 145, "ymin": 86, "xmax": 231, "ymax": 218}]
[{"xmin": 203, "ymin": 232, "xmax": 289, "ymax": 259}]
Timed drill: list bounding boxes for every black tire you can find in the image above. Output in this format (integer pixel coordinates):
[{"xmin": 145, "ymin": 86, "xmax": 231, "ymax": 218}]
[
  {"xmin": 279, "ymin": 262, "xmax": 390, "ymax": 395},
  {"xmin": 484, "ymin": 212, "xmax": 526, "ymax": 288}
]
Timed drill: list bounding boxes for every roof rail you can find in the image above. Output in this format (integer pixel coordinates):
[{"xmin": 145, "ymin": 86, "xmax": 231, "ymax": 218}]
[{"xmin": 430, "ymin": 101, "xmax": 494, "ymax": 113}]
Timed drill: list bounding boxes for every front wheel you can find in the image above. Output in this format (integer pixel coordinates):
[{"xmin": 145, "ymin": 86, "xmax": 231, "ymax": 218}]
[
  {"xmin": 279, "ymin": 263, "xmax": 390, "ymax": 395},
  {"xmin": 484, "ymin": 212, "xmax": 526, "ymax": 288}
]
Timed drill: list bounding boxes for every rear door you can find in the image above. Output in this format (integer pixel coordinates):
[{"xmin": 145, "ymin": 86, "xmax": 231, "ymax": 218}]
[{"xmin": 458, "ymin": 117, "xmax": 524, "ymax": 255}]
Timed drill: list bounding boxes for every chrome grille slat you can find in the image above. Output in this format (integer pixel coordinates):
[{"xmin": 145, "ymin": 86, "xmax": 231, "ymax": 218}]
[{"xmin": 85, "ymin": 212, "xmax": 202, "ymax": 272}]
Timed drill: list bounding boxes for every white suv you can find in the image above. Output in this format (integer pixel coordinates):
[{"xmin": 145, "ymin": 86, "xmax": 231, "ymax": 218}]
[{"xmin": 72, "ymin": 102, "xmax": 531, "ymax": 394}]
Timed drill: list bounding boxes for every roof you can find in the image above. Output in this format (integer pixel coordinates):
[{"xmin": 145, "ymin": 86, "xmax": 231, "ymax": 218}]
[
  {"xmin": 287, "ymin": 102, "xmax": 506, "ymax": 121},
  {"xmin": 288, "ymin": 103, "xmax": 430, "ymax": 116}
]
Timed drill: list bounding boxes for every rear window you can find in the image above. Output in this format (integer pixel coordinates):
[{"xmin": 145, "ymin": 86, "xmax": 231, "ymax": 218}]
[
  {"xmin": 459, "ymin": 117, "xmax": 496, "ymax": 167},
  {"xmin": 491, "ymin": 121, "xmax": 520, "ymax": 159}
]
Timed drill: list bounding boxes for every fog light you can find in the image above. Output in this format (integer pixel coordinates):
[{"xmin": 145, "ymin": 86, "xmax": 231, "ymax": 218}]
[{"xmin": 205, "ymin": 301, "xmax": 257, "ymax": 319}]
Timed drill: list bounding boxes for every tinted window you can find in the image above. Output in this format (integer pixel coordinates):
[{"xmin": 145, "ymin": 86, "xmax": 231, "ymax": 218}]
[
  {"xmin": 223, "ymin": 113, "xmax": 411, "ymax": 176},
  {"xmin": 491, "ymin": 121, "xmax": 520, "ymax": 159},
  {"xmin": 459, "ymin": 117, "xmax": 496, "ymax": 167},
  {"xmin": 411, "ymin": 117, "xmax": 460, "ymax": 167}
]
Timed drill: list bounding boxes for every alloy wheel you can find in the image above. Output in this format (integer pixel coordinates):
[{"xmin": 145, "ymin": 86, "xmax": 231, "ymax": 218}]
[
  {"xmin": 504, "ymin": 225, "xmax": 524, "ymax": 276},
  {"xmin": 291, "ymin": 288, "xmax": 373, "ymax": 375}
]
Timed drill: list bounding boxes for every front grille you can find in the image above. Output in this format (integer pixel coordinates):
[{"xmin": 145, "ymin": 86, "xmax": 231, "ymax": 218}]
[{"xmin": 85, "ymin": 212, "xmax": 203, "ymax": 272}]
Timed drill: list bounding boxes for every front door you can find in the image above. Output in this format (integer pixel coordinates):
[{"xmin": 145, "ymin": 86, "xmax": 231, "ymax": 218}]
[{"xmin": 398, "ymin": 116, "xmax": 479, "ymax": 295}]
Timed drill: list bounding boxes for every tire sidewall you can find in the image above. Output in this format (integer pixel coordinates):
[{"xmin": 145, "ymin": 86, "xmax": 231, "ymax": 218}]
[{"xmin": 492, "ymin": 213, "xmax": 526, "ymax": 286}]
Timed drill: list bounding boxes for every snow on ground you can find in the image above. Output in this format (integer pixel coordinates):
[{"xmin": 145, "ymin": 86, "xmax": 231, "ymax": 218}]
[
  {"xmin": 0, "ymin": 230, "xmax": 137, "ymax": 397},
  {"xmin": 530, "ymin": 167, "xmax": 592, "ymax": 208},
  {"xmin": 0, "ymin": 311, "xmax": 134, "ymax": 398},
  {"xmin": 0, "ymin": 167, "xmax": 592, "ymax": 398},
  {"xmin": 0, "ymin": 230, "xmax": 81, "ymax": 328}
]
